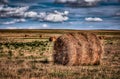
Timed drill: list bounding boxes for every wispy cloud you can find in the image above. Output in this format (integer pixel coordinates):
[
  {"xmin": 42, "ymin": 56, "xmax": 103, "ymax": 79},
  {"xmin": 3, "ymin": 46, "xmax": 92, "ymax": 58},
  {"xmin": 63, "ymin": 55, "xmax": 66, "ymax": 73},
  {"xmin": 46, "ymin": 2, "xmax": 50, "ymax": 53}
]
[{"xmin": 6, "ymin": 26, "xmax": 18, "ymax": 29}]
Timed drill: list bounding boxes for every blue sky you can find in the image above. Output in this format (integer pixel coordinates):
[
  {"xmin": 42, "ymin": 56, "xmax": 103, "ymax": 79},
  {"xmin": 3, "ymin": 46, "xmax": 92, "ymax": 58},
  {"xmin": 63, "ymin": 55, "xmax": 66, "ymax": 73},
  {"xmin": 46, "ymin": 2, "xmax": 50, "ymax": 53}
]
[{"xmin": 0, "ymin": 0, "xmax": 120, "ymax": 29}]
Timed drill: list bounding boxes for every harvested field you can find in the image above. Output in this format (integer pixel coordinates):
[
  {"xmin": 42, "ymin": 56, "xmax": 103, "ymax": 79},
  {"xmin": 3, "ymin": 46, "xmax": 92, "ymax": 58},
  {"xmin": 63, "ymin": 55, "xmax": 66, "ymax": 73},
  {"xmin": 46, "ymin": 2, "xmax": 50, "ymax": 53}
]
[{"xmin": 0, "ymin": 30, "xmax": 119, "ymax": 79}]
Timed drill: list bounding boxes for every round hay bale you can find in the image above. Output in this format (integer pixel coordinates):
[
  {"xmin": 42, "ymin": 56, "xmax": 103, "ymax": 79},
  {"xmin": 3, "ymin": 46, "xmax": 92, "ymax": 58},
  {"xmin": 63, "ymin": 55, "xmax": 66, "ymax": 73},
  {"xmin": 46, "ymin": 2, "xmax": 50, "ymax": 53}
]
[
  {"xmin": 49, "ymin": 36, "xmax": 56, "ymax": 42},
  {"xmin": 98, "ymin": 36, "xmax": 105, "ymax": 40},
  {"xmin": 53, "ymin": 32, "xmax": 102, "ymax": 66},
  {"xmin": 25, "ymin": 34, "xmax": 29, "ymax": 37},
  {"xmin": 39, "ymin": 35, "xmax": 43, "ymax": 38}
]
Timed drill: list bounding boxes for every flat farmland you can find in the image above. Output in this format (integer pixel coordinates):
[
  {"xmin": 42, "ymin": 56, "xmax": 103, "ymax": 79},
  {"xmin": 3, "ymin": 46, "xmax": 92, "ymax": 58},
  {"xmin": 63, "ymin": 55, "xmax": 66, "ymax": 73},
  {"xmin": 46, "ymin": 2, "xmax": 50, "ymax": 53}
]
[{"xmin": 0, "ymin": 29, "xmax": 120, "ymax": 79}]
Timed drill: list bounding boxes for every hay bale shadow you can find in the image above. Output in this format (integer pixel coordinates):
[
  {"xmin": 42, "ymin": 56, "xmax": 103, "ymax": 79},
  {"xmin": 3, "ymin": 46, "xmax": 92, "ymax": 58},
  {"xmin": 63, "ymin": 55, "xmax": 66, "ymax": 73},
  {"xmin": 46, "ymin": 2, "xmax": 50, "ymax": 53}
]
[{"xmin": 53, "ymin": 32, "xmax": 103, "ymax": 66}]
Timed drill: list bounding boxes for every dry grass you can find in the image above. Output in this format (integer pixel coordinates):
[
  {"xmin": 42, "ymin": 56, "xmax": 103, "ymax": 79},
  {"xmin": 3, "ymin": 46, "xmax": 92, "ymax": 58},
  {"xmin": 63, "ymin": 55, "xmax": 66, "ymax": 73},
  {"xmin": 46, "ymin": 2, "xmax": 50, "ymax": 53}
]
[{"xmin": 0, "ymin": 30, "xmax": 119, "ymax": 79}]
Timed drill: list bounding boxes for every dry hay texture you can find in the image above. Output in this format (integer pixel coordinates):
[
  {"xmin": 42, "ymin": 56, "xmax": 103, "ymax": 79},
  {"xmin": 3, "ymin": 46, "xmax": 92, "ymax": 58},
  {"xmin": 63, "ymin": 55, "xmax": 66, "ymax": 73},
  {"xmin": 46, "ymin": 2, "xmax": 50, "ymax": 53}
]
[
  {"xmin": 49, "ymin": 36, "xmax": 57, "ymax": 42},
  {"xmin": 53, "ymin": 32, "xmax": 103, "ymax": 66}
]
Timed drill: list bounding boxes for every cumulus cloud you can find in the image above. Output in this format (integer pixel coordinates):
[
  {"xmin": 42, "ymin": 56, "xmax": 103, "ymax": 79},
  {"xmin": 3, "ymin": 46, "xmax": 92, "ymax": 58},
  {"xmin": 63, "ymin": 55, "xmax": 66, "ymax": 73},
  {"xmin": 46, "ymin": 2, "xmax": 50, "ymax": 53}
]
[
  {"xmin": 54, "ymin": 10, "xmax": 69, "ymax": 15},
  {"xmin": 43, "ymin": 13, "xmax": 68, "ymax": 22},
  {"xmin": 85, "ymin": 0, "xmax": 100, "ymax": 2},
  {"xmin": 55, "ymin": 0, "xmax": 101, "ymax": 6},
  {"xmin": 55, "ymin": 0, "xmax": 76, "ymax": 3},
  {"xmin": 2, "ymin": 21, "xmax": 16, "ymax": 25},
  {"xmin": 28, "ymin": 10, "xmax": 69, "ymax": 22},
  {"xmin": 55, "ymin": 0, "xmax": 120, "ymax": 3},
  {"xmin": 85, "ymin": 17, "xmax": 103, "ymax": 22},
  {"xmin": 0, "ymin": 5, "xmax": 69, "ymax": 23},
  {"xmin": 0, "ymin": 6, "xmax": 29, "ymax": 12},
  {"xmin": 55, "ymin": 0, "xmax": 101, "ymax": 3},
  {"xmin": 40, "ymin": 10, "xmax": 69, "ymax": 22},
  {"xmin": 24, "ymin": 11, "xmax": 38, "ymax": 18},
  {"xmin": 39, "ymin": 12, "xmax": 47, "ymax": 19},
  {"xmin": 1, "ymin": 19, "xmax": 26, "ymax": 25},
  {"xmin": 0, "ymin": 6, "xmax": 29, "ymax": 17}
]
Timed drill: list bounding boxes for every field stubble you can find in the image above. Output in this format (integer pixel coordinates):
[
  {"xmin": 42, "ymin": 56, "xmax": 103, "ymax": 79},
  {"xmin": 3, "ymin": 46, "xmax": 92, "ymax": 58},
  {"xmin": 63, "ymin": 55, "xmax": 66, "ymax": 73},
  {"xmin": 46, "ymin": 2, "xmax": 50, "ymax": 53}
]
[{"xmin": 0, "ymin": 30, "xmax": 119, "ymax": 79}]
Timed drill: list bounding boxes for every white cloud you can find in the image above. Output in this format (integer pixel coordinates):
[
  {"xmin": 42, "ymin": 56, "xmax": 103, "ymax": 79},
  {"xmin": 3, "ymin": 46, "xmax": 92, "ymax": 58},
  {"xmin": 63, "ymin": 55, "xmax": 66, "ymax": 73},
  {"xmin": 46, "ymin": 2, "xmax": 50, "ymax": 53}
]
[
  {"xmin": 54, "ymin": 10, "xmax": 69, "ymax": 15},
  {"xmin": 43, "ymin": 10, "xmax": 69, "ymax": 22},
  {"xmin": 42, "ymin": 24, "xmax": 49, "ymax": 28},
  {"xmin": 39, "ymin": 12, "xmax": 47, "ymax": 19},
  {"xmin": 1, "ymin": 19, "xmax": 26, "ymax": 25},
  {"xmin": 24, "ymin": 11, "xmax": 38, "ymax": 18},
  {"xmin": 0, "ymin": 6, "xmax": 69, "ymax": 23},
  {"xmin": 85, "ymin": 0, "xmax": 100, "ymax": 2},
  {"xmin": 85, "ymin": 17, "xmax": 103, "ymax": 22},
  {"xmin": 55, "ymin": 0, "xmax": 76, "ymax": 3},
  {"xmin": 2, "ymin": 21, "xmax": 16, "ymax": 25},
  {"xmin": 6, "ymin": 26, "xmax": 18, "ymax": 29},
  {"xmin": 15, "ymin": 19, "xmax": 26, "ymax": 22},
  {"xmin": 0, "ymin": 6, "xmax": 29, "ymax": 13},
  {"xmin": 0, "ymin": 6, "xmax": 29, "ymax": 17}
]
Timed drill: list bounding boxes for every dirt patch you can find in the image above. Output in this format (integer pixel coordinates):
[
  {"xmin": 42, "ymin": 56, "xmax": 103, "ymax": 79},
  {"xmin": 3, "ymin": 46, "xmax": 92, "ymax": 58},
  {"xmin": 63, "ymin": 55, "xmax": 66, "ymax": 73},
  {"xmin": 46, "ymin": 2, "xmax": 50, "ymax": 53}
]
[{"xmin": 53, "ymin": 32, "xmax": 103, "ymax": 66}]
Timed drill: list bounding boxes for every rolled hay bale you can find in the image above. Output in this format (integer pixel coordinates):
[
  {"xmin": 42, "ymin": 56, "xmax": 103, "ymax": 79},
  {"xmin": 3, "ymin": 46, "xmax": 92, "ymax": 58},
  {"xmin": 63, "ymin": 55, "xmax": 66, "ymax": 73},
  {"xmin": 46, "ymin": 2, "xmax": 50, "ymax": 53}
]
[
  {"xmin": 98, "ymin": 36, "xmax": 105, "ymax": 40},
  {"xmin": 39, "ymin": 35, "xmax": 43, "ymax": 38},
  {"xmin": 24, "ymin": 34, "xmax": 29, "ymax": 37},
  {"xmin": 53, "ymin": 32, "xmax": 102, "ymax": 66},
  {"xmin": 49, "ymin": 36, "xmax": 57, "ymax": 42}
]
